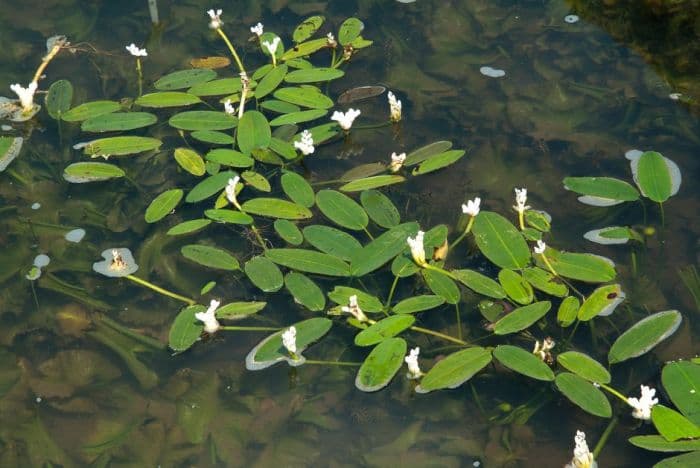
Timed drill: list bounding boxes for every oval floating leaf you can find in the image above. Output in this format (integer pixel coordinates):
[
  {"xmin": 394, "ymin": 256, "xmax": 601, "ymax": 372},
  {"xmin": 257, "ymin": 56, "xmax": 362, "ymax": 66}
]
[
  {"xmin": 187, "ymin": 78, "xmax": 241, "ymax": 96},
  {"xmin": 662, "ymin": 361, "xmax": 700, "ymax": 425},
  {"xmin": 63, "ymin": 162, "xmax": 125, "ymax": 183},
  {"xmin": 281, "ymin": 171, "xmax": 315, "ymax": 207},
  {"xmin": 473, "ymin": 211, "xmax": 531, "ymax": 270},
  {"xmin": 273, "ymin": 86, "xmax": 334, "ymax": 109},
  {"xmin": 629, "ymin": 150, "xmax": 681, "ymax": 202},
  {"xmin": 609, "ymin": 310, "xmax": 682, "ymax": 364},
  {"xmin": 355, "ymin": 338, "xmax": 406, "ymax": 392},
  {"xmin": 169, "ymin": 111, "xmax": 237, "ymax": 131},
  {"xmin": 293, "ymin": 15, "xmax": 325, "ymax": 43},
  {"xmin": 404, "ymin": 140, "xmax": 453, "ymax": 166},
  {"xmin": 452, "ymin": 269, "xmax": 506, "ymax": 299},
  {"xmin": 0, "ymin": 136, "xmax": 22, "ymax": 172},
  {"xmin": 354, "ymin": 315, "xmax": 415, "ymax": 347},
  {"xmin": 181, "ymin": 244, "xmax": 239, "ymax": 270},
  {"xmin": 169, "ymin": 305, "xmax": 204, "ymax": 352},
  {"xmin": 493, "ymin": 345, "xmax": 554, "ymax": 381},
  {"xmin": 274, "ymin": 219, "xmax": 303, "ymax": 245},
  {"xmin": 555, "ymin": 372, "xmax": 612, "ymax": 417},
  {"xmin": 167, "ymin": 219, "xmax": 211, "ymax": 236},
  {"xmin": 185, "ymin": 171, "xmax": 236, "ymax": 203},
  {"xmin": 285, "ymin": 67, "xmax": 344, "ymax": 83},
  {"xmin": 557, "ymin": 296, "xmax": 580, "ymax": 327},
  {"xmin": 191, "ymin": 130, "xmax": 234, "ymax": 145},
  {"xmin": 522, "ymin": 267, "xmax": 568, "ymax": 297},
  {"xmin": 338, "ymin": 18, "xmax": 364, "ymax": 45},
  {"xmin": 578, "ymin": 284, "xmax": 626, "ymax": 320},
  {"xmin": 245, "ymin": 256, "xmax": 284, "ymax": 292},
  {"xmin": 339, "ymin": 175, "xmax": 405, "ymax": 192},
  {"xmin": 411, "ymin": 150, "xmax": 466, "ymax": 176},
  {"xmin": 174, "ymin": 148, "xmax": 206, "ymax": 176},
  {"xmin": 360, "ymin": 189, "xmax": 400, "ymax": 228},
  {"xmin": 255, "ymin": 64, "xmax": 288, "ymax": 99},
  {"xmin": 557, "ymin": 351, "xmax": 611, "ymax": 384},
  {"xmin": 81, "ymin": 112, "xmax": 157, "ymax": 132},
  {"xmin": 416, "ymin": 347, "xmax": 492, "ymax": 393},
  {"xmin": 541, "ymin": 250, "xmax": 616, "ymax": 283},
  {"xmin": 216, "ymin": 301, "xmax": 266, "ymax": 320},
  {"xmin": 135, "ymin": 91, "xmax": 202, "ymax": 108},
  {"xmin": 46, "ymin": 79, "xmax": 73, "ymax": 119},
  {"xmin": 328, "ymin": 286, "xmax": 383, "ymax": 313},
  {"xmin": 350, "ymin": 222, "xmax": 419, "ymax": 277},
  {"xmin": 145, "ymin": 188, "xmax": 183, "ymax": 223},
  {"xmin": 652, "ymin": 405, "xmax": 700, "ymax": 442},
  {"xmin": 316, "ymin": 189, "xmax": 368, "ymax": 230},
  {"xmin": 629, "ymin": 435, "xmax": 700, "ymax": 452},
  {"xmin": 284, "ymin": 272, "xmax": 325, "ymax": 311},
  {"xmin": 206, "ymin": 148, "xmax": 254, "ymax": 168},
  {"xmin": 155, "ymin": 69, "xmax": 217, "ymax": 90},
  {"xmin": 498, "ymin": 269, "xmax": 534, "ymax": 305},
  {"xmin": 82, "ymin": 136, "xmax": 162, "ymax": 157},
  {"xmin": 422, "ymin": 269, "xmax": 460, "ymax": 304},
  {"xmin": 205, "ymin": 209, "xmax": 254, "ymax": 225},
  {"xmin": 281, "ymin": 38, "xmax": 328, "ymax": 61},
  {"xmin": 241, "ymin": 198, "xmax": 312, "ymax": 220},
  {"xmin": 269, "ymin": 109, "xmax": 327, "ymax": 126},
  {"xmin": 265, "ymin": 249, "xmax": 350, "ymax": 276},
  {"xmin": 393, "ymin": 295, "xmax": 445, "ymax": 314},
  {"xmin": 563, "ymin": 177, "xmax": 639, "ymax": 205},
  {"xmin": 62, "ymin": 100, "xmax": 121, "ymax": 122},
  {"xmin": 303, "ymin": 225, "xmax": 361, "ymax": 261},
  {"xmin": 493, "ymin": 301, "xmax": 551, "ymax": 335},
  {"xmin": 237, "ymin": 110, "xmax": 271, "ymax": 154}
]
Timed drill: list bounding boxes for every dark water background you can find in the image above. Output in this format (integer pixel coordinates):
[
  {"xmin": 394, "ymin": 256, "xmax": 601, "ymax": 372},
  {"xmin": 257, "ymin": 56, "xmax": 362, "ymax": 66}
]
[{"xmin": 1, "ymin": 0, "xmax": 699, "ymax": 466}]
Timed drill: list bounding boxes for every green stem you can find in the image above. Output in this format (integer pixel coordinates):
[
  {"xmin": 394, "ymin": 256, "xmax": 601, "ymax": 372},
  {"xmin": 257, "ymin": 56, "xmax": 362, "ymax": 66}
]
[
  {"xmin": 220, "ymin": 325, "xmax": 280, "ymax": 332},
  {"xmin": 384, "ymin": 275, "xmax": 400, "ymax": 313},
  {"xmin": 599, "ymin": 383, "xmax": 629, "ymax": 404},
  {"xmin": 135, "ymin": 58, "xmax": 143, "ymax": 96},
  {"xmin": 659, "ymin": 202, "xmax": 665, "ymax": 227},
  {"xmin": 455, "ymin": 302, "xmax": 462, "ymax": 341},
  {"xmin": 6, "ymin": 168, "xmax": 30, "ymax": 186},
  {"xmin": 250, "ymin": 224, "xmax": 268, "ymax": 251},
  {"xmin": 518, "ymin": 210, "xmax": 525, "ymax": 230},
  {"xmin": 449, "ymin": 216, "xmax": 475, "ymax": 251},
  {"xmin": 539, "ymin": 253, "xmax": 558, "ymax": 276},
  {"xmin": 215, "ymin": 28, "xmax": 245, "ymax": 74},
  {"xmin": 424, "ymin": 263, "xmax": 458, "ymax": 281},
  {"xmin": 303, "ymin": 359, "xmax": 362, "ymax": 366},
  {"xmin": 362, "ymin": 226, "xmax": 375, "ymax": 240},
  {"xmin": 410, "ymin": 325, "xmax": 468, "ymax": 346},
  {"xmin": 352, "ymin": 121, "xmax": 392, "ymax": 131},
  {"xmin": 593, "ymin": 416, "xmax": 618, "ymax": 459},
  {"xmin": 125, "ymin": 275, "xmax": 195, "ymax": 305}
]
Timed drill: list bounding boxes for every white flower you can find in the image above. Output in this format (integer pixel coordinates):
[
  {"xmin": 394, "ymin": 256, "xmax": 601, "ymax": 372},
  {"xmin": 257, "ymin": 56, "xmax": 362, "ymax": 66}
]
[
  {"xmin": 627, "ymin": 385, "xmax": 658, "ymax": 420},
  {"xmin": 282, "ymin": 326, "xmax": 297, "ymax": 355},
  {"xmin": 404, "ymin": 347, "xmax": 423, "ymax": 379},
  {"xmin": 326, "ymin": 32, "xmax": 337, "ymax": 47},
  {"xmin": 195, "ymin": 299, "xmax": 221, "ymax": 334},
  {"xmin": 223, "ymin": 99, "xmax": 235, "ymax": 115},
  {"xmin": 341, "ymin": 295, "xmax": 368, "ymax": 322},
  {"xmin": 262, "ymin": 37, "xmax": 281, "ymax": 56},
  {"xmin": 207, "ymin": 8, "xmax": 223, "ymax": 29},
  {"xmin": 565, "ymin": 431, "xmax": 597, "ymax": 468},
  {"xmin": 10, "ymin": 82, "xmax": 38, "ymax": 112},
  {"xmin": 388, "ymin": 152, "xmax": 406, "ymax": 172},
  {"xmin": 513, "ymin": 187, "xmax": 531, "ymax": 214},
  {"xmin": 294, "ymin": 129, "xmax": 315, "ymax": 156},
  {"xmin": 532, "ymin": 337, "xmax": 555, "ymax": 362},
  {"xmin": 331, "ymin": 108, "xmax": 361, "ymax": 131},
  {"xmin": 534, "ymin": 240, "xmax": 546, "ymax": 255},
  {"xmin": 462, "ymin": 197, "xmax": 481, "ymax": 217},
  {"xmin": 225, "ymin": 176, "xmax": 241, "ymax": 209},
  {"xmin": 250, "ymin": 22, "xmax": 264, "ymax": 37},
  {"xmin": 407, "ymin": 231, "xmax": 427, "ymax": 267},
  {"xmin": 125, "ymin": 43, "xmax": 147, "ymax": 57},
  {"xmin": 387, "ymin": 91, "xmax": 402, "ymax": 122}
]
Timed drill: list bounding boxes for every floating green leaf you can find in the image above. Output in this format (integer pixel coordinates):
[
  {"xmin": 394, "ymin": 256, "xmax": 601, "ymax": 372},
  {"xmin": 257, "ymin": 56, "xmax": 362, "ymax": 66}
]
[
  {"xmin": 355, "ymin": 316, "xmax": 415, "ymax": 347},
  {"xmin": 269, "ymin": 137, "xmax": 297, "ymax": 160},
  {"xmin": 609, "ymin": 310, "xmax": 682, "ymax": 364},
  {"xmin": 555, "ymin": 372, "xmax": 612, "ymax": 417},
  {"xmin": 493, "ymin": 301, "xmax": 551, "ymax": 335},
  {"xmin": 145, "ymin": 189, "xmax": 183, "ymax": 223},
  {"xmin": 303, "ymin": 225, "xmax": 361, "ymax": 261},
  {"xmin": 293, "ymin": 16, "xmax": 325, "ymax": 43},
  {"xmin": 265, "ymin": 249, "xmax": 350, "ymax": 276},
  {"xmin": 284, "ymin": 272, "xmax": 325, "ymax": 311},
  {"xmin": 237, "ymin": 110, "xmax": 271, "ymax": 154},
  {"xmin": 316, "ymin": 189, "xmax": 368, "ymax": 230},
  {"xmin": 174, "ymin": 148, "xmax": 206, "ymax": 176},
  {"xmin": 338, "ymin": 18, "xmax": 364, "ymax": 45},
  {"xmin": 216, "ymin": 301, "xmax": 267, "ymax": 320},
  {"xmin": 473, "ymin": 211, "xmax": 531, "ymax": 269},
  {"xmin": 281, "ymin": 38, "xmax": 328, "ymax": 61},
  {"xmin": 328, "ymin": 286, "xmax": 383, "ymax": 312},
  {"xmin": 652, "ymin": 405, "xmax": 700, "ymax": 442},
  {"xmin": 360, "ymin": 189, "xmax": 400, "ymax": 228},
  {"xmin": 273, "ymin": 86, "xmax": 334, "ymax": 109},
  {"xmin": 285, "ymin": 68, "xmax": 345, "ymax": 83},
  {"xmin": 241, "ymin": 198, "xmax": 312, "ymax": 220},
  {"xmin": 82, "ymin": 136, "xmax": 162, "ymax": 157},
  {"xmin": 281, "ymin": 171, "xmax": 315, "ymax": 208},
  {"xmin": 541, "ymin": 250, "xmax": 616, "ymax": 283},
  {"xmin": 169, "ymin": 305, "xmax": 204, "ymax": 352},
  {"xmin": 169, "ymin": 111, "xmax": 237, "ymax": 131},
  {"xmin": 404, "ymin": 141, "xmax": 453, "ymax": 166},
  {"xmin": 411, "ymin": 150, "xmax": 466, "ymax": 176},
  {"xmin": 498, "ymin": 269, "xmax": 534, "ymax": 305},
  {"xmin": 563, "ymin": 176, "xmax": 639, "ymax": 206},
  {"xmin": 81, "ymin": 112, "xmax": 157, "ymax": 132},
  {"xmin": 557, "ymin": 351, "xmax": 611, "ymax": 384},
  {"xmin": 62, "ymin": 162, "xmax": 125, "ymax": 183},
  {"xmin": 452, "ymin": 269, "xmax": 506, "ymax": 299},
  {"xmin": 633, "ymin": 151, "xmax": 678, "ymax": 203},
  {"xmin": 45, "ymin": 79, "xmax": 73, "ymax": 119},
  {"xmin": 392, "ymin": 295, "xmax": 445, "ymax": 314},
  {"xmin": 260, "ymin": 99, "xmax": 301, "ymax": 114},
  {"xmin": 269, "ymin": 109, "xmax": 327, "ymax": 126},
  {"xmin": 274, "ymin": 219, "xmax": 303, "ymax": 245},
  {"xmin": 522, "ymin": 267, "xmax": 568, "ymax": 297},
  {"xmin": 584, "ymin": 226, "xmax": 640, "ymax": 245},
  {"xmin": 578, "ymin": 284, "xmax": 625, "ymax": 321},
  {"xmin": 205, "ymin": 209, "xmax": 253, "ymax": 224},
  {"xmin": 629, "ymin": 435, "xmax": 700, "ymax": 452},
  {"xmin": 62, "ymin": 100, "xmax": 121, "ymax": 122},
  {"xmin": 662, "ymin": 361, "xmax": 700, "ymax": 425},
  {"xmin": 167, "ymin": 219, "xmax": 211, "ymax": 236},
  {"xmin": 181, "ymin": 244, "xmax": 239, "ymax": 270},
  {"xmin": 0, "ymin": 136, "xmax": 22, "ymax": 172},
  {"xmin": 557, "ymin": 296, "xmax": 580, "ymax": 327},
  {"xmin": 191, "ymin": 130, "xmax": 234, "ymax": 145},
  {"xmin": 185, "ymin": 170, "xmax": 236, "ymax": 203},
  {"xmin": 493, "ymin": 345, "xmax": 554, "ymax": 381},
  {"xmin": 206, "ymin": 148, "xmax": 254, "ymax": 167},
  {"xmin": 339, "ymin": 175, "xmax": 405, "ymax": 192},
  {"xmin": 241, "ymin": 171, "xmax": 271, "ymax": 192},
  {"xmin": 135, "ymin": 91, "xmax": 202, "ymax": 108},
  {"xmin": 422, "ymin": 269, "xmax": 460, "ymax": 304},
  {"xmin": 245, "ymin": 256, "xmax": 284, "ymax": 292},
  {"xmin": 187, "ymin": 78, "xmax": 241, "ymax": 96},
  {"xmin": 255, "ymin": 64, "xmax": 288, "ymax": 99},
  {"xmin": 416, "ymin": 347, "xmax": 492, "ymax": 393},
  {"xmin": 154, "ymin": 69, "xmax": 217, "ymax": 90},
  {"xmin": 350, "ymin": 222, "xmax": 419, "ymax": 277},
  {"xmin": 355, "ymin": 338, "xmax": 406, "ymax": 392}
]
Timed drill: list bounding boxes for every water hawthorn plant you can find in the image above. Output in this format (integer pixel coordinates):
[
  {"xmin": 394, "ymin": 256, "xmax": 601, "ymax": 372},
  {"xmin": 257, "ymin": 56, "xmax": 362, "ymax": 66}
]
[{"xmin": 1, "ymin": 11, "xmax": 694, "ymax": 466}]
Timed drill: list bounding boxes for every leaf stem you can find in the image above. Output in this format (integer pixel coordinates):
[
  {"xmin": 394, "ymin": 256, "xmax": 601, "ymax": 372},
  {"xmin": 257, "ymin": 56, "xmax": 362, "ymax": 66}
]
[
  {"xmin": 592, "ymin": 416, "xmax": 618, "ymax": 459},
  {"xmin": 384, "ymin": 275, "xmax": 400, "ymax": 313},
  {"xmin": 449, "ymin": 216, "xmax": 474, "ymax": 251},
  {"xmin": 303, "ymin": 359, "xmax": 361, "ymax": 366},
  {"xmin": 220, "ymin": 325, "xmax": 280, "ymax": 331},
  {"xmin": 410, "ymin": 325, "xmax": 468, "ymax": 346},
  {"xmin": 599, "ymin": 383, "xmax": 629, "ymax": 404},
  {"xmin": 215, "ymin": 28, "xmax": 246, "ymax": 75},
  {"xmin": 250, "ymin": 224, "xmax": 268, "ymax": 251},
  {"xmin": 125, "ymin": 274, "xmax": 195, "ymax": 305}
]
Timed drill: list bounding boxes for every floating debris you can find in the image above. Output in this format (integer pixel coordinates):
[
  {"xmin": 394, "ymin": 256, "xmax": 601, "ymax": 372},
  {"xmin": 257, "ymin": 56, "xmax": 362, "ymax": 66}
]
[
  {"xmin": 564, "ymin": 15, "xmax": 580, "ymax": 24},
  {"xmin": 65, "ymin": 228, "xmax": 86, "ymax": 243},
  {"xmin": 337, "ymin": 85, "xmax": 386, "ymax": 104},
  {"xmin": 396, "ymin": 0, "xmax": 417, "ymax": 3},
  {"xmin": 31, "ymin": 202, "xmax": 41, "ymax": 210},
  {"xmin": 479, "ymin": 66, "xmax": 506, "ymax": 78},
  {"xmin": 92, "ymin": 247, "xmax": 138, "ymax": 277},
  {"xmin": 669, "ymin": 92, "xmax": 682, "ymax": 100}
]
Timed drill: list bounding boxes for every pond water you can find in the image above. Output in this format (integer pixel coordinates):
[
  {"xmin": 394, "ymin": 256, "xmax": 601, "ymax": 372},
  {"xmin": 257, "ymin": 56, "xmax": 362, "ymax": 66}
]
[{"xmin": 1, "ymin": 0, "xmax": 699, "ymax": 466}]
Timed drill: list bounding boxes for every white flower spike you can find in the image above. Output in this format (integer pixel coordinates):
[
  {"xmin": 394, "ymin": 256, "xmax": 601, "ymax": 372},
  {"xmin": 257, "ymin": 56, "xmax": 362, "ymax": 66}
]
[
  {"xmin": 627, "ymin": 385, "xmax": 658, "ymax": 420},
  {"xmin": 262, "ymin": 37, "xmax": 281, "ymax": 56},
  {"xmin": 294, "ymin": 130, "xmax": 315, "ymax": 156},
  {"xmin": 404, "ymin": 347, "xmax": 423, "ymax": 379},
  {"xmin": 125, "ymin": 43, "xmax": 147, "ymax": 57},
  {"xmin": 250, "ymin": 22, "xmax": 264, "ymax": 37},
  {"xmin": 225, "ymin": 176, "xmax": 242, "ymax": 209},
  {"xmin": 462, "ymin": 197, "xmax": 481, "ymax": 217},
  {"xmin": 388, "ymin": 152, "xmax": 406, "ymax": 173},
  {"xmin": 532, "ymin": 337, "xmax": 555, "ymax": 363},
  {"xmin": 565, "ymin": 431, "xmax": 597, "ymax": 468},
  {"xmin": 10, "ymin": 82, "xmax": 38, "ymax": 113},
  {"xmin": 534, "ymin": 240, "xmax": 546, "ymax": 255},
  {"xmin": 387, "ymin": 91, "xmax": 402, "ymax": 122},
  {"xmin": 326, "ymin": 32, "xmax": 337, "ymax": 47},
  {"xmin": 341, "ymin": 295, "xmax": 369, "ymax": 323},
  {"xmin": 513, "ymin": 187, "xmax": 530, "ymax": 214},
  {"xmin": 223, "ymin": 99, "xmax": 235, "ymax": 115},
  {"xmin": 282, "ymin": 326, "xmax": 297, "ymax": 355},
  {"xmin": 195, "ymin": 299, "xmax": 221, "ymax": 334},
  {"xmin": 407, "ymin": 231, "xmax": 427, "ymax": 267},
  {"xmin": 331, "ymin": 108, "xmax": 361, "ymax": 131},
  {"xmin": 207, "ymin": 8, "xmax": 223, "ymax": 29}
]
